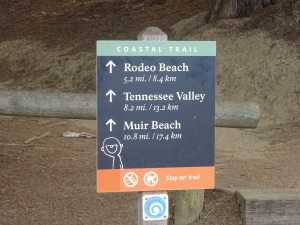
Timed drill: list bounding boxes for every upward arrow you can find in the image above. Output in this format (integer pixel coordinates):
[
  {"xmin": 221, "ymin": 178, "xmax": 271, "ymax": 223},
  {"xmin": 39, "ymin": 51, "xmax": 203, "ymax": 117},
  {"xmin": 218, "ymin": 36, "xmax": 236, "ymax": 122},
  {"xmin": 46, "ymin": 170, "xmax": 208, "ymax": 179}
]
[
  {"xmin": 106, "ymin": 119, "xmax": 116, "ymax": 132},
  {"xmin": 106, "ymin": 60, "xmax": 116, "ymax": 74},
  {"xmin": 106, "ymin": 90, "xmax": 116, "ymax": 103}
]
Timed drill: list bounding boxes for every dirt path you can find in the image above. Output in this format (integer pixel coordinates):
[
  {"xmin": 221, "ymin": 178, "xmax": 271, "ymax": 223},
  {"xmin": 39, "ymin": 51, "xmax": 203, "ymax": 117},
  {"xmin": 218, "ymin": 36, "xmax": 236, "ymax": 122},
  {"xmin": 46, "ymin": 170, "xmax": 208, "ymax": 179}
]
[
  {"xmin": 215, "ymin": 125, "xmax": 300, "ymax": 191},
  {"xmin": 1, "ymin": 116, "xmax": 299, "ymax": 224},
  {"xmin": 0, "ymin": 116, "xmax": 242, "ymax": 225}
]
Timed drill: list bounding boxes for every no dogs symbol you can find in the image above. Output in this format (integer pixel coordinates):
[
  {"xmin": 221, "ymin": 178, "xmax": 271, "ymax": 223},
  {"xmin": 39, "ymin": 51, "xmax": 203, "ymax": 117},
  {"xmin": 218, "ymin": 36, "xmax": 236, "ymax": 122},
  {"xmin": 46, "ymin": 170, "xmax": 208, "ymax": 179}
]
[{"xmin": 144, "ymin": 172, "xmax": 158, "ymax": 187}]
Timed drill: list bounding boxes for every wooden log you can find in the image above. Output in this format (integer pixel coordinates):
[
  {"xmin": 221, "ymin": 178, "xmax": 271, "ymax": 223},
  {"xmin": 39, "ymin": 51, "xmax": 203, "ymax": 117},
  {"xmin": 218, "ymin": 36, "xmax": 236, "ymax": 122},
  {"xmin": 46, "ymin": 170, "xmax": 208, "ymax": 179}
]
[
  {"xmin": 0, "ymin": 90, "xmax": 96, "ymax": 120},
  {"xmin": 0, "ymin": 90, "xmax": 260, "ymax": 128},
  {"xmin": 215, "ymin": 100, "xmax": 259, "ymax": 128},
  {"xmin": 237, "ymin": 189, "xmax": 300, "ymax": 225},
  {"xmin": 137, "ymin": 26, "xmax": 168, "ymax": 225}
]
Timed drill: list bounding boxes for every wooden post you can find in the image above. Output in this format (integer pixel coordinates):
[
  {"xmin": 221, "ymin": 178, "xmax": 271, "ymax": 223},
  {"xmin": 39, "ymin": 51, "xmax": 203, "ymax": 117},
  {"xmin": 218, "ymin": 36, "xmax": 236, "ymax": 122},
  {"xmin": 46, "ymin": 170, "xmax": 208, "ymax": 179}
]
[
  {"xmin": 138, "ymin": 27, "xmax": 168, "ymax": 41},
  {"xmin": 174, "ymin": 189, "xmax": 204, "ymax": 225},
  {"xmin": 137, "ymin": 26, "xmax": 168, "ymax": 225}
]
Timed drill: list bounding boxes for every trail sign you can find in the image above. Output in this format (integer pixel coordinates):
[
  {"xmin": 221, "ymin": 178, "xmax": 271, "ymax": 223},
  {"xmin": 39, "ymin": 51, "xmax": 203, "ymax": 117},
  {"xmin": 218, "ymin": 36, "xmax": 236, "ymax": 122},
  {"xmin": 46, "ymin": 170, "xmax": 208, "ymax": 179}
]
[{"xmin": 97, "ymin": 41, "xmax": 216, "ymax": 192}]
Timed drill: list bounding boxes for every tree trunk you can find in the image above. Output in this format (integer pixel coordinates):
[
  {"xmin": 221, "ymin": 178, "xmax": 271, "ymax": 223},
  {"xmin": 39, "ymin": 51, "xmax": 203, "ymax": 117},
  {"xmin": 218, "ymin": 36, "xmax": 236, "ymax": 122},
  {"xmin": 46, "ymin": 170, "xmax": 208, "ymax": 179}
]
[{"xmin": 207, "ymin": 0, "xmax": 277, "ymax": 22}]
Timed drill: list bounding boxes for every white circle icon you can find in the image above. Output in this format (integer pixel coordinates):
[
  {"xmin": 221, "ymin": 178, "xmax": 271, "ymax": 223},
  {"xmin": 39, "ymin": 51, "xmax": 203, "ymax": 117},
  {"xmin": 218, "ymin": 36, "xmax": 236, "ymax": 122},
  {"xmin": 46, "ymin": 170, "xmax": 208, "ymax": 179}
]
[
  {"xmin": 144, "ymin": 172, "xmax": 158, "ymax": 187},
  {"xmin": 123, "ymin": 172, "xmax": 138, "ymax": 187}
]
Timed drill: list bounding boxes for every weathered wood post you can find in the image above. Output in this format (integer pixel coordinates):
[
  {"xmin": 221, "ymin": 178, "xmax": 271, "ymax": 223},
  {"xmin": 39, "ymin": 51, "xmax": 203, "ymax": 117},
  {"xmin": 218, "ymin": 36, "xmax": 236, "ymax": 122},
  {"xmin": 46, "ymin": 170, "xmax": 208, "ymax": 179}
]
[
  {"xmin": 174, "ymin": 189, "xmax": 204, "ymax": 225},
  {"xmin": 137, "ymin": 26, "xmax": 168, "ymax": 225},
  {"xmin": 137, "ymin": 27, "xmax": 205, "ymax": 225}
]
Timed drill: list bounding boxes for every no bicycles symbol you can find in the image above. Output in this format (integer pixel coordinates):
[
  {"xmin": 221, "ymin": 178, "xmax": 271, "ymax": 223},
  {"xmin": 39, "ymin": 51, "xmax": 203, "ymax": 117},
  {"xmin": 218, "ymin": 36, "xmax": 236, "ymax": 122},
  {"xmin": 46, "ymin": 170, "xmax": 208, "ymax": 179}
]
[{"xmin": 123, "ymin": 172, "xmax": 138, "ymax": 187}]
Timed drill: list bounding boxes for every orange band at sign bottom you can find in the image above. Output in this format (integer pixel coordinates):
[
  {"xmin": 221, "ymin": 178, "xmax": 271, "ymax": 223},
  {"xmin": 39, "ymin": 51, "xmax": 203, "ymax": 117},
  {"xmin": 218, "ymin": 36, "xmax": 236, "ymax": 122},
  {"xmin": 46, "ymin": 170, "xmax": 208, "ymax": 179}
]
[{"xmin": 97, "ymin": 166, "xmax": 214, "ymax": 192}]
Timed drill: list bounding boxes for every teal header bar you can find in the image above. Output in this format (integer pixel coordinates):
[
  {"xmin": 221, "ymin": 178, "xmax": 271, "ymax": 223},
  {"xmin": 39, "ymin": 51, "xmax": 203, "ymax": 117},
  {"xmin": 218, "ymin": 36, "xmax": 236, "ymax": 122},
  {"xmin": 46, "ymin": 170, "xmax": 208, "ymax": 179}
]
[{"xmin": 97, "ymin": 41, "xmax": 216, "ymax": 56}]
